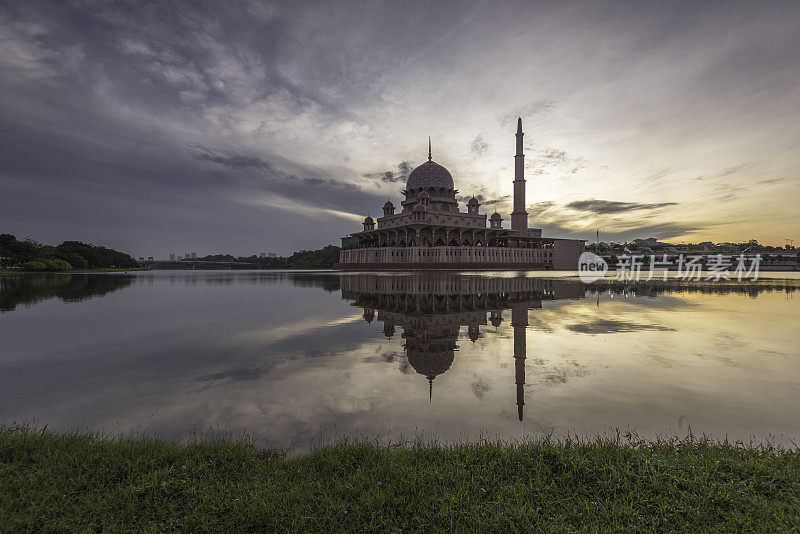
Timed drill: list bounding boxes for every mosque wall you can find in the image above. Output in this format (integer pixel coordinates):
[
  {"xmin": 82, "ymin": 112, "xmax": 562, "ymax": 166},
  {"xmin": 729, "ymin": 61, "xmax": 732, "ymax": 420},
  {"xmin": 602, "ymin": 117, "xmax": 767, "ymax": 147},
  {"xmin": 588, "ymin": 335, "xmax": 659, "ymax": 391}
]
[
  {"xmin": 338, "ymin": 246, "xmax": 551, "ymax": 268},
  {"xmin": 552, "ymin": 238, "xmax": 586, "ymax": 270}
]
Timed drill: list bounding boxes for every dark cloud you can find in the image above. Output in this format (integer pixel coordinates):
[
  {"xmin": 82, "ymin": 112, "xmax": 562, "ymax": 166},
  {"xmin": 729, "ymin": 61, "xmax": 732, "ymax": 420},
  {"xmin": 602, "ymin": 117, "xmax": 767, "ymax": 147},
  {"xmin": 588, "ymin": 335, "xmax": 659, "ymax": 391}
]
[
  {"xmin": 472, "ymin": 378, "xmax": 491, "ymax": 399},
  {"xmin": 711, "ymin": 183, "xmax": 748, "ymax": 203},
  {"xmin": 566, "ymin": 319, "xmax": 675, "ymax": 335},
  {"xmin": 522, "ymin": 200, "xmax": 701, "ymax": 242},
  {"xmin": 470, "ymin": 135, "xmax": 489, "ymax": 157},
  {"xmin": 758, "ymin": 177, "xmax": 786, "ymax": 185},
  {"xmin": 635, "ymin": 167, "xmax": 675, "ymax": 186},
  {"xmin": 603, "ymin": 223, "xmax": 705, "ymax": 241},
  {"xmin": 566, "ymin": 199, "xmax": 678, "ymax": 214},
  {"xmin": 528, "ymin": 201, "xmax": 556, "ymax": 217},
  {"xmin": 500, "ymin": 100, "xmax": 556, "ymax": 126},
  {"xmin": 0, "ymin": 110, "xmax": 380, "ymax": 256},
  {"xmin": 526, "ymin": 146, "xmax": 587, "ymax": 176},
  {"xmin": 693, "ymin": 162, "xmax": 760, "ymax": 181},
  {"xmin": 189, "ymin": 144, "xmax": 279, "ymax": 174},
  {"xmin": 481, "ymin": 196, "xmax": 511, "ymax": 207},
  {"xmin": 456, "ymin": 194, "xmax": 511, "ymax": 207},
  {"xmin": 542, "ymin": 148, "xmax": 567, "ymax": 162},
  {"xmin": 364, "ymin": 161, "xmax": 414, "ymax": 184},
  {"xmin": 189, "ymin": 144, "xmax": 360, "ymax": 191}
]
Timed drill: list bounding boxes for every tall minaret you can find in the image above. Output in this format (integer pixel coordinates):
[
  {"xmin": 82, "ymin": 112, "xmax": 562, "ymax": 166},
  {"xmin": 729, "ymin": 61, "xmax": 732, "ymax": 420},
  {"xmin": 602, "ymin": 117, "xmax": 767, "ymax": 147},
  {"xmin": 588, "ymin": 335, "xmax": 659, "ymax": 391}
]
[{"xmin": 511, "ymin": 117, "xmax": 528, "ymax": 234}]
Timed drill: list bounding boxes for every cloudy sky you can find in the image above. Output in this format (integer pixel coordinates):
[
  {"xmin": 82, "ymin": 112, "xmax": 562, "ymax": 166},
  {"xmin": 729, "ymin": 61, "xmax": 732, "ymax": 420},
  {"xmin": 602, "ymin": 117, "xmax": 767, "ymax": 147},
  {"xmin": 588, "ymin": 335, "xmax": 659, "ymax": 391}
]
[{"xmin": 1, "ymin": 0, "xmax": 798, "ymax": 256}]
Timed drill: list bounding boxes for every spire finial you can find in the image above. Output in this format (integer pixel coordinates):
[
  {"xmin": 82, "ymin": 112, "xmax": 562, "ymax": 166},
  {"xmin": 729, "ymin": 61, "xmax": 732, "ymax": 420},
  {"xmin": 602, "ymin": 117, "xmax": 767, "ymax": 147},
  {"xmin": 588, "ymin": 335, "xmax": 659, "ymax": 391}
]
[
  {"xmin": 428, "ymin": 136, "xmax": 432, "ymax": 162},
  {"xmin": 517, "ymin": 117, "xmax": 523, "ymax": 134},
  {"xmin": 429, "ymin": 378, "xmax": 433, "ymax": 402}
]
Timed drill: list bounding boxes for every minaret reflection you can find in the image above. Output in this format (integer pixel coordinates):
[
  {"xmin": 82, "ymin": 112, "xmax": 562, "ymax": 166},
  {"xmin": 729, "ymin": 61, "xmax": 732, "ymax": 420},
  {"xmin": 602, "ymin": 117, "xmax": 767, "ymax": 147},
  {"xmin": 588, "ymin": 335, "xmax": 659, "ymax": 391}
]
[
  {"xmin": 341, "ymin": 273, "xmax": 585, "ymax": 420},
  {"xmin": 511, "ymin": 304, "xmax": 528, "ymax": 421}
]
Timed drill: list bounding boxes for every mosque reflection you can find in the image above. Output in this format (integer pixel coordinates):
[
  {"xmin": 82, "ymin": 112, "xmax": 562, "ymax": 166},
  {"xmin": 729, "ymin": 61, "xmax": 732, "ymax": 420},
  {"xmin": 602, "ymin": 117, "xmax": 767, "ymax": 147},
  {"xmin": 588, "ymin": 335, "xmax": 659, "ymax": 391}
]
[{"xmin": 341, "ymin": 274, "xmax": 586, "ymax": 420}]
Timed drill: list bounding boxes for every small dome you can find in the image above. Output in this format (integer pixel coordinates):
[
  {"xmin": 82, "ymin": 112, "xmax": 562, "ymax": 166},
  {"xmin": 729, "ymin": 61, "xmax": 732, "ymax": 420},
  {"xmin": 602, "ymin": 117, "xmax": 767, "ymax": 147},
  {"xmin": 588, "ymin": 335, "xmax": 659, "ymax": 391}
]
[
  {"xmin": 413, "ymin": 203, "xmax": 426, "ymax": 212},
  {"xmin": 490, "ymin": 212, "xmax": 502, "ymax": 220},
  {"xmin": 407, "ymin": 161, "xmax": 454, "ymax": 190},
  {"xmin": 364, "ymin": 215, "xmax": 374, "ymax": 223},
  {"xmin": 467, "ymin": 197, "xmax": 479, "ymax": 206},
  {"xmin": 383, "ymin": 200, "xmax": 394, "ymax": 209},
  {"xmin": 417, "ymin": 190, "xmax": 429, "ymax": 199}
]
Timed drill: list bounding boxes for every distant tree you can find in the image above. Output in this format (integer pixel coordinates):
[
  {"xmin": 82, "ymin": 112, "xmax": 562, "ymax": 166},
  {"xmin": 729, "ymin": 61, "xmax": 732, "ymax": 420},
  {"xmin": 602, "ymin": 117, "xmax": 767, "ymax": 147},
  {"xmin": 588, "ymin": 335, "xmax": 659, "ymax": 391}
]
[
  {"xmin": 256, "ymin": 245, "xmax": 341, "ymax": 270},
  {"xmin": 0, "ymin": 234, "xmax": 139, "ymax": 270},
  {"xmin": 0, "ymin": 234, "xmax": 38, "ymax": 267},
  {"xmin": 20, "ymin": 259, "xmax": 72, "ymax": 271},
  {"xmin": 56, "ymin": 241, "xmax": 138, "ymax": 268}
]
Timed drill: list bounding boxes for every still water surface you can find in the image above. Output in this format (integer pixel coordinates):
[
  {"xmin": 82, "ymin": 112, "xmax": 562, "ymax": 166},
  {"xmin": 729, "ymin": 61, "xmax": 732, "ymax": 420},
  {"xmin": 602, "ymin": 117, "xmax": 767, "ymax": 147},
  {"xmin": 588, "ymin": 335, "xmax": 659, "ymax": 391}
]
[{"xmin": 1, "ymin": 271, "xmax": 798, "ymax": 449}]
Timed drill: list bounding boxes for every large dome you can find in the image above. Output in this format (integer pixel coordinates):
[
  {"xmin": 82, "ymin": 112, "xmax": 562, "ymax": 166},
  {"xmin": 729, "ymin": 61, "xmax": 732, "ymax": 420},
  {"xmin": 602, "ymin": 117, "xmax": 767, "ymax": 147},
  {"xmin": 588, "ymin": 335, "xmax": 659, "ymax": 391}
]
[{"xmin": 406, "ymin": 161, "xmax": 454, "ymax": 190}]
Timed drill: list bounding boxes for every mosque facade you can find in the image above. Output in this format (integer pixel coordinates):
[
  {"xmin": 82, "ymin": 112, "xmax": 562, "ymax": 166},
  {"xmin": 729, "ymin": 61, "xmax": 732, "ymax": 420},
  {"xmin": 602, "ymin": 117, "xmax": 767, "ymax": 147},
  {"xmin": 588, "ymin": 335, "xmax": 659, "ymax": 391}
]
[{"xmin": 336, "ymin": 119, "xmax": 584, "ymax": 270}]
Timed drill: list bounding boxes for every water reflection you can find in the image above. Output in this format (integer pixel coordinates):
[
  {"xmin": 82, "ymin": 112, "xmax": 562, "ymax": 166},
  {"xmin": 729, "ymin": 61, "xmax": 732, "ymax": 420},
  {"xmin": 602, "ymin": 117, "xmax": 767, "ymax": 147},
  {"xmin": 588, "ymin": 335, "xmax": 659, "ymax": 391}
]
[
  {"xmin": 0, "ymin": 274, "xmax": 134, "ymax": 312},
  {"xmin": 342, "ymin": 274, "xmax": 585, "ymax": 420},
  {"xmin": 0, "ymin": 271, "xmax": 798, "ymax": 448}
]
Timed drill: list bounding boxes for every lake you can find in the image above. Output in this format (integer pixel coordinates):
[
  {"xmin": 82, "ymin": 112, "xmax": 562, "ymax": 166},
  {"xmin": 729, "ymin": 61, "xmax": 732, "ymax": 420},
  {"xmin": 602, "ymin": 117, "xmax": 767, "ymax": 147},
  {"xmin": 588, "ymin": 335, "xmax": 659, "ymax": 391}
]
[{"xmin": 1, "ymin": 271, "xmax": 799, "ymax": 450}]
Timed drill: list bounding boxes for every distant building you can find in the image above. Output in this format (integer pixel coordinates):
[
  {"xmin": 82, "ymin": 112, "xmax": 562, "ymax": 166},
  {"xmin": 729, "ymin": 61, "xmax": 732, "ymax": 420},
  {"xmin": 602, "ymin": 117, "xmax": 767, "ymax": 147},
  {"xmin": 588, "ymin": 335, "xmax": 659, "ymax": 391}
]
[
  {"xmin": 337, "ymin": 119, "xmax": 584, "ymax": 270},
  {"xmin": 190, "ymin": 252, "xmax": 197, "ymax": 260},
  {"xmin": 169, "ymin": 253, "xmax": 175, "ymax": 261},
  {"xmin": 268, "ymin": 252, "xmax": 277, "ymax": 258},
  {"xmin": 632, "ymin": 238, "xmax": 660, "ymax": 247},
  {"xmin": 259, "ymin": 253, "xmax": 266, "ymax": 258}
]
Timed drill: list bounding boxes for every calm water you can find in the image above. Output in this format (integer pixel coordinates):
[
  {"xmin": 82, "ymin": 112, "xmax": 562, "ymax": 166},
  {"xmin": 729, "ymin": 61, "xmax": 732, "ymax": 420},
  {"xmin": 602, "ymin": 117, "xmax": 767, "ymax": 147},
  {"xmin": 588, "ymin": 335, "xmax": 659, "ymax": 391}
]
[{"xmin": 1, "ymin": 271, "xmax": 799, "ymax": 449}]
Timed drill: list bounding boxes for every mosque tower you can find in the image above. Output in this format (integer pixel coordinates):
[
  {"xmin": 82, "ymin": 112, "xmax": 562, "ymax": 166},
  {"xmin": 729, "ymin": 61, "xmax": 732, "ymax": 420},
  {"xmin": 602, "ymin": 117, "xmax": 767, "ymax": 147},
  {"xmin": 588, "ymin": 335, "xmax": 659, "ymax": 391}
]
[{"xmin": 511, "ymin": 117, "xmax": 528, "ymax": 234}]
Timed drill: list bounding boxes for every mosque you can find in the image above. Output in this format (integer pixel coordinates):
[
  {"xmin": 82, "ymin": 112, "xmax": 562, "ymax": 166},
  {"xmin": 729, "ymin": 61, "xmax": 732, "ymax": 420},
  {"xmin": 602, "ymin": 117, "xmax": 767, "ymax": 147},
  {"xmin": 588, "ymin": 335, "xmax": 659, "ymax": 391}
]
[{"xmin": 336, "ymin": 119, "xmax": 584, "ymax": 270}]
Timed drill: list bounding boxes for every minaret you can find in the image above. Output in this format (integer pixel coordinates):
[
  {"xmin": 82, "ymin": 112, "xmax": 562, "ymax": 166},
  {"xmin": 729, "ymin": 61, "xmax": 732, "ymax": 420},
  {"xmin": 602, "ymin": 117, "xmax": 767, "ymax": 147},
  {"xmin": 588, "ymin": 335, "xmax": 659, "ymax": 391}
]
[
  {"xmin": 511, "ymin": 117, "xmax": 528, "ymax": 234},
  {"xmin": 511, "ymin": 304, "xmax": 528, "ymax": 421}
]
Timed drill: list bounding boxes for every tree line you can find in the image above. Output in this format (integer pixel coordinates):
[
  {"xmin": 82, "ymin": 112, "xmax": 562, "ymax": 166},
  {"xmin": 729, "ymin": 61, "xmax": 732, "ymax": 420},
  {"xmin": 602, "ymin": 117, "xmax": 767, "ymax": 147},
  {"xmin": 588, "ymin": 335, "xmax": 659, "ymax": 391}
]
[
  {"xmin": 198, "ymin": 245, "xmax": 341, "ymax": 270},
  {"xmin": 0, "ymin": 234, "xmax": 140, "ymax": 271}
]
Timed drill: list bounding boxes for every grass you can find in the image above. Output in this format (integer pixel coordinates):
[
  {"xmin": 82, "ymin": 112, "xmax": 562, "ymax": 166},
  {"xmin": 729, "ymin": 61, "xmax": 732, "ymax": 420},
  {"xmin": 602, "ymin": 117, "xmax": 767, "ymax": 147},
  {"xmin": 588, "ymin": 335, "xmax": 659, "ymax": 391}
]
[{"xmin": 1, "ymin": 426, "xmax": 799, "ymax": 532}]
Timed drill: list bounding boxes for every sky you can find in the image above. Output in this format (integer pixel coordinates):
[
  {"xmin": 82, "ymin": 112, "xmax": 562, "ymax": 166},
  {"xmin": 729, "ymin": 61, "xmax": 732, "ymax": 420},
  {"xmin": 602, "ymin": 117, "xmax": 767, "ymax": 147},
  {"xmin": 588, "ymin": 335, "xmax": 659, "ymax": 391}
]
[{"xmin": 1, "ymin": 0, "xmax": 798, "ymax": 257}]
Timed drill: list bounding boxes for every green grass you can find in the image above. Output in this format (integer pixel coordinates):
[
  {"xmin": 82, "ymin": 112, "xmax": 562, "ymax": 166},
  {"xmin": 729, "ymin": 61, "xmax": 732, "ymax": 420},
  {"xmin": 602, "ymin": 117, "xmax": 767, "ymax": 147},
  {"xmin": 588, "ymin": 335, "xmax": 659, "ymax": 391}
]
[{"xmin": 1, "ymin": 426, "xmax": 799, "ymax": 532}]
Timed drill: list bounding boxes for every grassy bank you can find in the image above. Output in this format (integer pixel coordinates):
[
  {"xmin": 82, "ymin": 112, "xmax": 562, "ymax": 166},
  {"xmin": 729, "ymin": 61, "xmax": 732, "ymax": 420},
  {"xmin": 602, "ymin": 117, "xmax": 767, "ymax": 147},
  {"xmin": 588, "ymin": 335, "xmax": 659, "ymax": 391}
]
[{"xmin": 1, "ymin": 427, "xmax": 798, "ymax": 532}]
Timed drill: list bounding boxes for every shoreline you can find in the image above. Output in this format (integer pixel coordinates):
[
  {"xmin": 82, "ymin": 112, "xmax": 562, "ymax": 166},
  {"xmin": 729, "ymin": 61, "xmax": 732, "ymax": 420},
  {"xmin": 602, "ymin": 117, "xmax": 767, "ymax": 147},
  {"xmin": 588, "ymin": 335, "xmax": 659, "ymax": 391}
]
[
  {"xmin": 0, "ymin": 268, "xmax": 149, "ymax": 275},
  {"xmin": 2, "ymin": 267, "xmax": 799, "ymax": 275}
]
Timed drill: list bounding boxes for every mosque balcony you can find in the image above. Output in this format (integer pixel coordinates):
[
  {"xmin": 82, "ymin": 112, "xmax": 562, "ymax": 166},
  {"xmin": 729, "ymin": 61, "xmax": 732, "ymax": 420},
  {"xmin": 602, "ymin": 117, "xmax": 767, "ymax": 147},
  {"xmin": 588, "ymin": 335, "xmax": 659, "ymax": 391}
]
[{"xmin": 377, "ymin": 211, "xmax": 488, "ymax": 229}]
